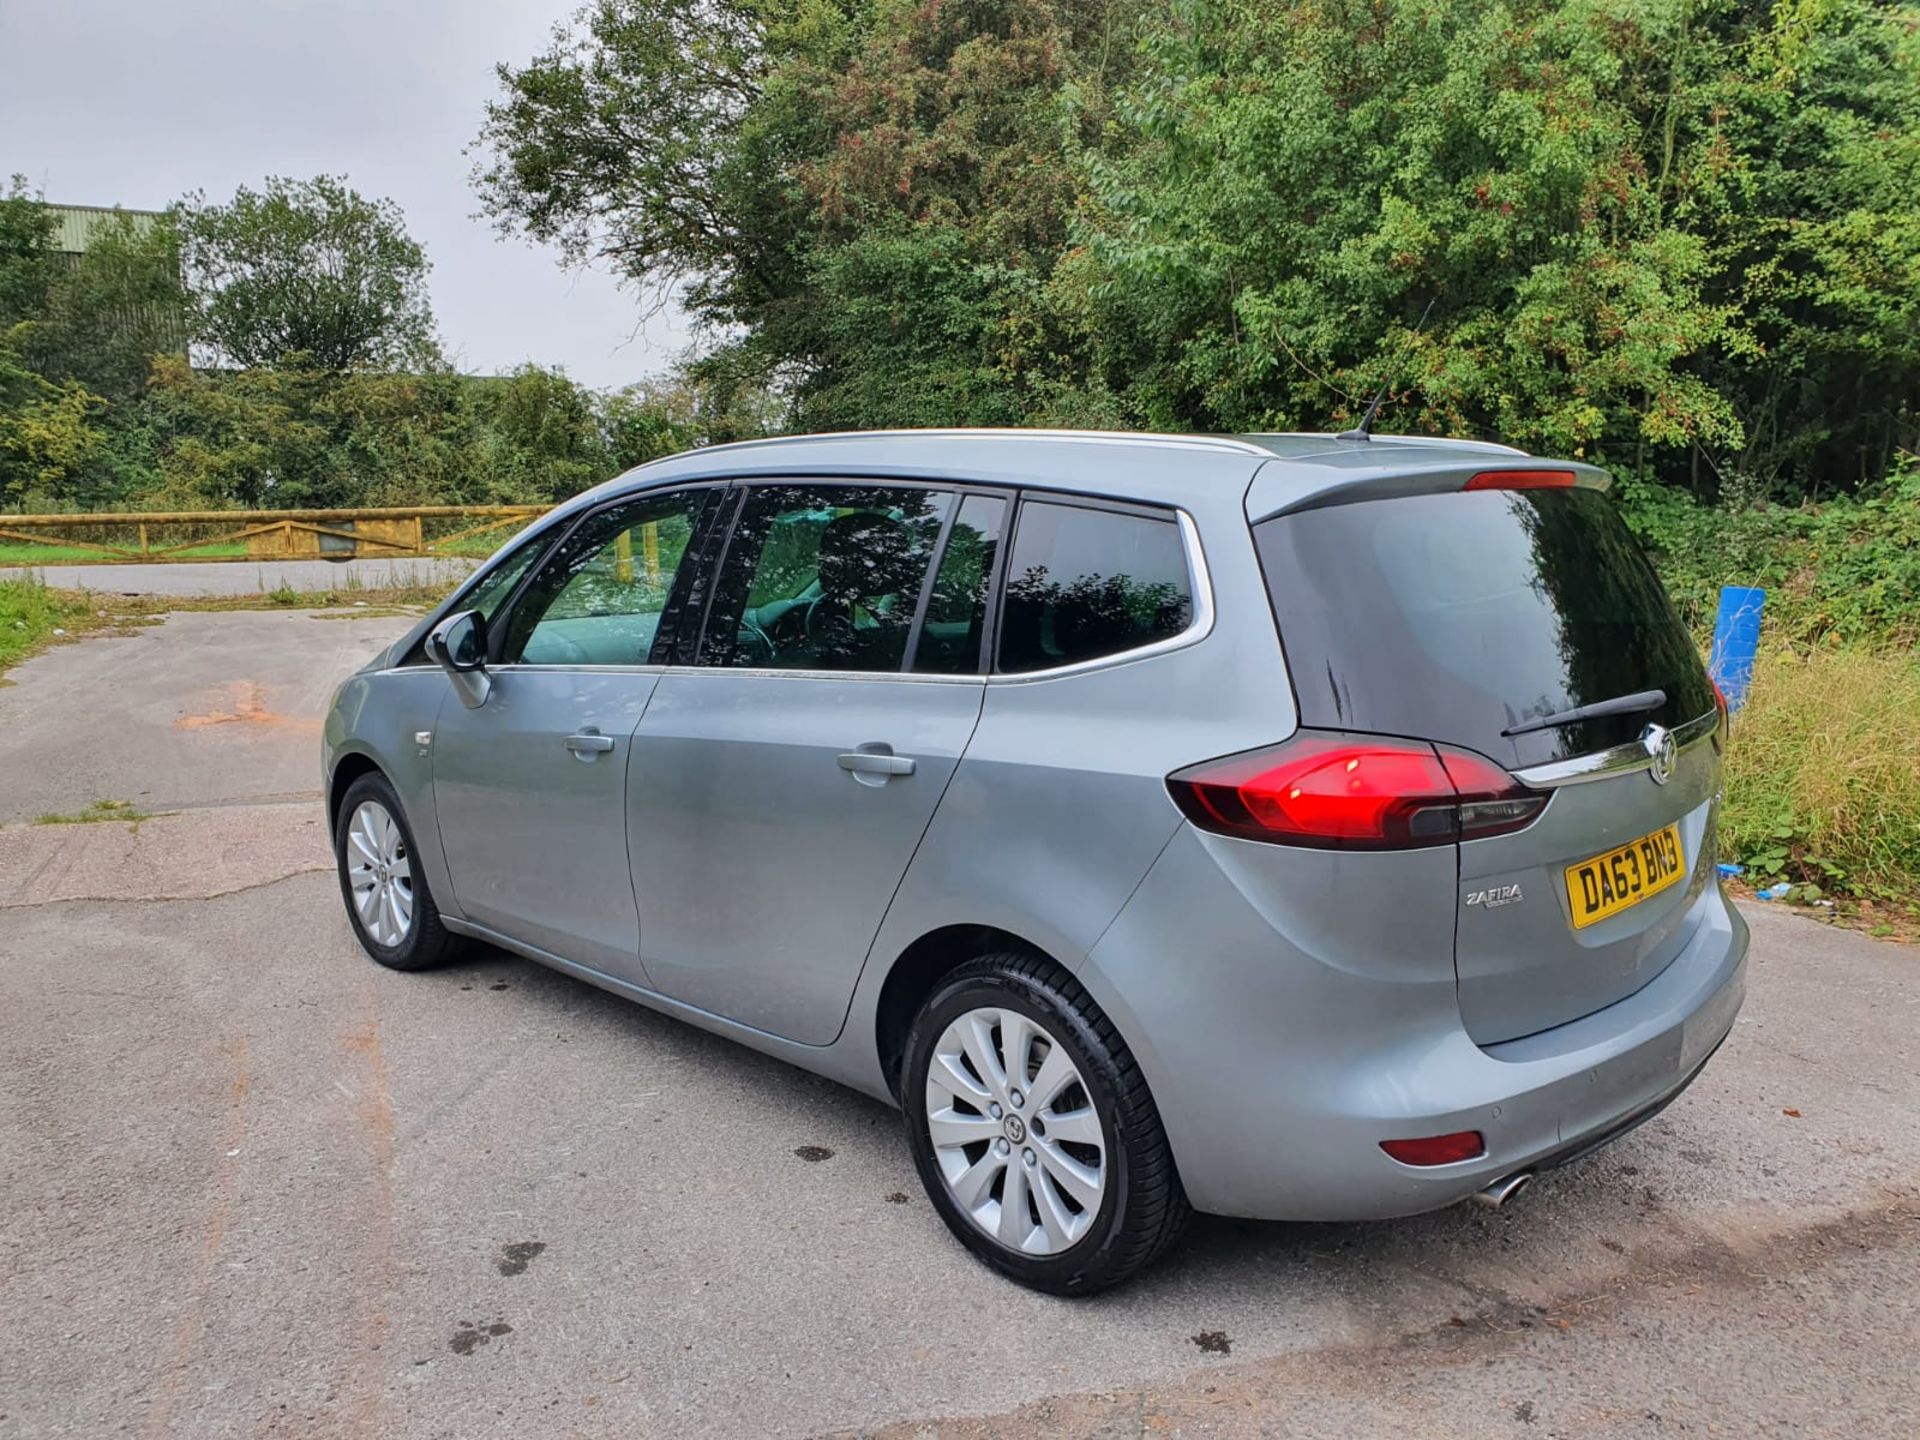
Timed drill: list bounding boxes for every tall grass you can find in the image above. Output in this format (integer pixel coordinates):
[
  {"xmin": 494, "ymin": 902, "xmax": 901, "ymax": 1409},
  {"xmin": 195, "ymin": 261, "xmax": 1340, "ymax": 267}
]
[
  {"xmin": 1721, "ymin": 646, "xmax": 1920, "ymax": 898},
  {"xmin": 0, "ymin": 577, "xmax": 91, "ymax": 674}
]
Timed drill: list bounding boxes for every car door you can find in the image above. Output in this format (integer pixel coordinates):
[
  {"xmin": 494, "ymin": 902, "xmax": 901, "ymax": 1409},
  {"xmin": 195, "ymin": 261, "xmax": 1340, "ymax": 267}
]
[
  {"xmin": 627, "ymin": 483, "xmax": 1006, "ymax": 1045},
  {"xmin": 431, "ymin": 484, "xmax": 723, "ymax": 981}
]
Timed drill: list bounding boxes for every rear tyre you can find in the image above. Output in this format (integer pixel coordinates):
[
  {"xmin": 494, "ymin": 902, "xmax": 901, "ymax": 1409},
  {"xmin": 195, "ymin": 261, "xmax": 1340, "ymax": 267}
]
[
  {"xmin": 902, "ymin": 952, "xmax": 1190, "ymax": 1295},
  {"xmin": 333, "ymin": 771, "xmax": 463, "ymax": 972}
]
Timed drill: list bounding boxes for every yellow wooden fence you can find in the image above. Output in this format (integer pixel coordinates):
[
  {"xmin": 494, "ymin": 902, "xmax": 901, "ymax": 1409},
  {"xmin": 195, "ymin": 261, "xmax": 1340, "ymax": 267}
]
[{"xmin": 0, "ymin": 505, "xmax": 545, "ymax": 564}]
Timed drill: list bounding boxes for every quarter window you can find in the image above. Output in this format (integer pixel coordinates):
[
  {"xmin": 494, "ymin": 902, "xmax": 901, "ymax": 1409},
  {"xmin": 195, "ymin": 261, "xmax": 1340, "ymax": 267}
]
[
  {"xmin": 997, "ymin": 502, "xmax": 1193, "ymax": 673},
  {"xmin": 461, "ymin": 532, "xmax": 550, "ymax": 625},
  {"xmin": 700, "ymin": 484, "xmax": 953, "ymax": 673},
  {"xmin": 499, "ymin": 489, "xmax": 715, "ymax": 666}
]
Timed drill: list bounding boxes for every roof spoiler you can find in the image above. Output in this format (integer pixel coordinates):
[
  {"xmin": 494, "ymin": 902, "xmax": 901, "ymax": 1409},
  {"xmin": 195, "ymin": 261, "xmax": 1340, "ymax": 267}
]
[{"xmin": 1246, "ymin": 457, "xmax": 1612, "ymax": 522}]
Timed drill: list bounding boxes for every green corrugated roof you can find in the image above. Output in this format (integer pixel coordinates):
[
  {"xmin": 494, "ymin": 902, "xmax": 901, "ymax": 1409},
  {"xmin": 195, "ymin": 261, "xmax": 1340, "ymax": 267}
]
[{"xmin": 46, "ymin": 203, "xmax": 166, "ymax": 256}]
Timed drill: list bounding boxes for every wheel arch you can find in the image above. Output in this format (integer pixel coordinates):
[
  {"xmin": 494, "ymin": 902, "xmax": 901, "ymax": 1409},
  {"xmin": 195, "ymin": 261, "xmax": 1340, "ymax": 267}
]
[
  {"xmin": 327, "ymin": 749, "xmax": 386, "ymax": 832},
  {"xmin": 873, "ymin": 924, "xmax": 1061, "ymax": 1103}
]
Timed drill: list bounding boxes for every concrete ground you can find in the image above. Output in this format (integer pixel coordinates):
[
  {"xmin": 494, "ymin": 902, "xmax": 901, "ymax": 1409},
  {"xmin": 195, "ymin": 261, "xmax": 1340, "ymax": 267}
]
[
  {"xmin": 0, "ymin": 555, "xmax": 473, "ymax": 597},
  {"xmin": 1, "ymin": 611, "xmax": 1916, "ymax": 1439}
]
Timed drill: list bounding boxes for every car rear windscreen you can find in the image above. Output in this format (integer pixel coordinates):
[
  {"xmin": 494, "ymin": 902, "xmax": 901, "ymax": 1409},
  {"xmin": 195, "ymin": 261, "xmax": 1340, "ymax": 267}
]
[{"xmin": 1253, "ymin": 488, "xmax": 1715, "ymax": 770}]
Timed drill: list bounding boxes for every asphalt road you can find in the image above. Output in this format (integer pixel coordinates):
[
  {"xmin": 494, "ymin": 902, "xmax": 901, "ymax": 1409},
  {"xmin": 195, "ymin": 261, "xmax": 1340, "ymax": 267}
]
[
  {"xmin": 0, "ymin": 555, "xmax": 473, "ymax": 597},
  {"xmin": 1, "ymin": 611, "xmax": 1916, "ymax": 1439}
]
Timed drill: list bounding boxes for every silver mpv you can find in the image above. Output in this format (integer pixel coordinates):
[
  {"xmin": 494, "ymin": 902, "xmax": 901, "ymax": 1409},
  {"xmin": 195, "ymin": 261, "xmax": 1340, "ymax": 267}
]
[{"xmin": 324, "ymin": 429, "xmax": 1748, "ymax": 1293}]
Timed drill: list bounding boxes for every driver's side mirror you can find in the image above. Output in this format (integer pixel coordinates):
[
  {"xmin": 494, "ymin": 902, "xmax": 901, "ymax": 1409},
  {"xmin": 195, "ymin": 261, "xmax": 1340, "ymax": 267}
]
[{"xmin": 426, "ymin": 609, "xmax": 491, "ymax": 709}]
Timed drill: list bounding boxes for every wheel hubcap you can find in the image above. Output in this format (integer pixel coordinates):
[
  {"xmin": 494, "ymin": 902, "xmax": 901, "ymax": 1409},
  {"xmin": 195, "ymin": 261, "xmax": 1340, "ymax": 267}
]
[
  {"xmin": 924, "ymin": 1006, "xmax": 1107, "ymax": 1255},
  {"xmin": 346, "ymin": 800, "xmax": 414, "ymax": 947}
]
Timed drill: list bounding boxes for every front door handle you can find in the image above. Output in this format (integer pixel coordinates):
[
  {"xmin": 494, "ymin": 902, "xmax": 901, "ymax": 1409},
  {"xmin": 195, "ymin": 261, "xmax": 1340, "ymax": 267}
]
[
  {"xmin": 837, "ymin": 748, "xmax": 916, "ymax": 778},
  {"xmin": 566, "ymin": 728, "xmax": 616, "ymax": 755}
]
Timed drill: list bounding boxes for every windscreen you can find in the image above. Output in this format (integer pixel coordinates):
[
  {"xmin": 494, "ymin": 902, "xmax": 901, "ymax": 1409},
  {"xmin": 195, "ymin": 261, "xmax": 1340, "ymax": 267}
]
[{"xmin": 1254, "ymin": 488, "xmax": 1715, "ymax": 770}]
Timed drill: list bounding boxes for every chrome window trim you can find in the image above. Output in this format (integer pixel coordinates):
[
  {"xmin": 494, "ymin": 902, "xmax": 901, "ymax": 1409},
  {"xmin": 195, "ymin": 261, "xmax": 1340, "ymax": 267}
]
[
  {"xmin": 487, "ymin": 663, "xmax": 671, "ymax": 677},
  {"xmin": 1512, "ymin": 708, "xmax": 1721, "ymax": 789},
  {"xmin": 376, "ymin": 507, "xmax": 1214, "ymax": 688},
  {"xmin": 660, "ymin": 667, "xmax": 983, "ymax": 686}
]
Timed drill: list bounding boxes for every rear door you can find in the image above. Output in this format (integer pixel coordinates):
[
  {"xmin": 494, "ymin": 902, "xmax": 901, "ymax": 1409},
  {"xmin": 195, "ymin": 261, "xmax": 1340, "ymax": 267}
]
[
  {"xmin": 1255, "ymin": 482, "xmax": 1724, "ymax": 1044},
  {"xmin": 627, "ymin": 482, "xmax": 999, "ymax": 1045}
]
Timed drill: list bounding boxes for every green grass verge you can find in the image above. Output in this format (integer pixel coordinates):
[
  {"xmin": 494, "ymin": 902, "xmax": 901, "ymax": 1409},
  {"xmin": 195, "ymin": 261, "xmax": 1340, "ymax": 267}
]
[{"xmin": 0, "ymin": 577, "xmax": 100, "ymax": 674}]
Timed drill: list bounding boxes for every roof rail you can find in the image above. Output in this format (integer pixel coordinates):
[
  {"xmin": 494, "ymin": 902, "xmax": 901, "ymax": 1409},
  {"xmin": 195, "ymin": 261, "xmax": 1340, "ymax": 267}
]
[{"xmin": 683, "ymin": 428, "xmax": 1275, "ymax": 459}]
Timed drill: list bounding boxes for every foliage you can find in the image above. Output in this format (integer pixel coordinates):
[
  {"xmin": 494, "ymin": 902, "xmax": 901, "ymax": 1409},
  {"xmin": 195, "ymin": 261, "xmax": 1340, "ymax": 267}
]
[
  {"xmin": 476, "ymin": 0, "xmax": 1920, "ymax": 495},
  {"xmin": 27, "ymin": 210, "xmax": 186, "ymax": 401},
  {"xmin": 134, "ymin": 355, "xmax": 701, "ymax": 510},
  {"xmin": 478, "ymin": 0, "xmax": 1152, "ymax": 429},
  {"xmin": 0, "ymin": 178, "xmax": 59, "ymax": 329},
  {"xmin": 1721, "ymin": 645, "xmax": 1920, "ymax": 899},
  {"xmin": 176, "ymin": 176, "xmax": 441, "ymax": 372},
  {"xmin": 1621, "ymin": 452, "xmax": 1920, "ymax": 646},
  {"xmin": 0, "ymin": 331, "xmax": 106, "ymax": 506}
]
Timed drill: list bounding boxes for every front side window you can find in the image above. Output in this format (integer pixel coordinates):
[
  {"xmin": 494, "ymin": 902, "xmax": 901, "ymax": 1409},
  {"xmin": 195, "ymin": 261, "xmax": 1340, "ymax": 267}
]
[
  {"xmin": 997, "ymin": 501, "xmax": 1193, "ymax": 673},
  {"xmin": 700, "ymin": 484, "xmax": 953, "ymax": 672},
  {"xmin": 498, "ymin": 488, "xmax": 715, "ymax": 666}
]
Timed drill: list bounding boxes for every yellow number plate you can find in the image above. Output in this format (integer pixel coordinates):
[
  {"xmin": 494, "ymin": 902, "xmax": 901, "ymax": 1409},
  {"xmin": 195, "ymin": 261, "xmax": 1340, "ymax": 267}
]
[{"xmin": 1564, "ymin": 824, "xmax": 1685, "ymax": 929}]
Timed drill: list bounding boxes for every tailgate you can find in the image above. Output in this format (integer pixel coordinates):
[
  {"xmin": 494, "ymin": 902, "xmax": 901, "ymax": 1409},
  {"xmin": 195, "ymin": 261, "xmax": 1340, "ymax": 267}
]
[{"xmin": 1253, "ymin": 479, "xmax": 1724, "ymax": 1044}]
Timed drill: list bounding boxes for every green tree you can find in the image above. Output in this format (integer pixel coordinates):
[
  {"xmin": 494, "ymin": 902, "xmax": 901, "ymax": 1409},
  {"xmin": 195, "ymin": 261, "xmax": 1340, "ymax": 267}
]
[
  {"xmin": 475, "ymin": 1, "xmax": 1143, "ymax": 430},
  {"xmin": 0, "ymin": 328, "xmax": 107, "ymax": 507},
  {"xmin": 30, "ymin": 209, "xmax": 186, "ymax": 401},
  {"xmin": 473, "ymin": 0, "xmax": 808, "ymax": 335},
  {"xmin": 476, "ymin": 0, "xmax": 1920, "ymax": 497},
  {"xmin": 0, "ymin": 178, "xmax": 59, "ymax": 330},
  {"xmin": 177, "ymin": 176, "xmax": 441, "ymax": 372}
]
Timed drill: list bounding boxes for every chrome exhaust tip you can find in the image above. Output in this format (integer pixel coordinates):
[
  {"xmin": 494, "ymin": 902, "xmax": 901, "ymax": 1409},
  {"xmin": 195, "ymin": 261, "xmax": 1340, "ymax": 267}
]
[{"xmin": 1471, "ymin": 1171, "xmax": 1534, "ymax": 1210}]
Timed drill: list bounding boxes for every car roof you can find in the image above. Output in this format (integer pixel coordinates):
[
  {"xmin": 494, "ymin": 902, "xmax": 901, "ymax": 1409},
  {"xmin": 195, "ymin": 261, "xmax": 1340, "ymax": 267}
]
[{"xmin": 560, "ymin": 427, "xmax": 1590, "ymax": 523}]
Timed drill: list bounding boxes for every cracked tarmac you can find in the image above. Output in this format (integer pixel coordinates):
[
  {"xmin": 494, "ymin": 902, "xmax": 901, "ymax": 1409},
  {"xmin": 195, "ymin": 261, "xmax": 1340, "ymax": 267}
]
[{"xmin": 1, "ymin": 609, "xmax": 1916, "ymax": 1438}]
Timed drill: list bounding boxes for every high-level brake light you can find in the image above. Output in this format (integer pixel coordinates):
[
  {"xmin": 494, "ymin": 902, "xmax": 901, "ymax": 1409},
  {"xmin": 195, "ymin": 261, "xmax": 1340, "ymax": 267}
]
[{"xmin": 1464, "ymin": 469, "xmax": 1578, "ymax": 491}]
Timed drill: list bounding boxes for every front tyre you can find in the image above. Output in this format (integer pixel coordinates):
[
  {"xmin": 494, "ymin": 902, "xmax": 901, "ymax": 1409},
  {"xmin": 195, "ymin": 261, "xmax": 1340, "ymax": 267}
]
[
  {"xmin": 333, "ymin": 771, "xmax": 463, "ymax": 972},
  {"xmin": 902, "ymin": 953, "xmax": 1189, "ymax": 1295}
]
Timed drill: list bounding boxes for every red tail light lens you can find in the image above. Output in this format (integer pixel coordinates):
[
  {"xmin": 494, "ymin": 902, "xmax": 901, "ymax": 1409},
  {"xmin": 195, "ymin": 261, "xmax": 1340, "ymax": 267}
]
[
  {"xmin": 1166, "ymin": 731, "xmax": 1544, "ymax": 850},
  {"xmin": 1380, "ymin": 1131, "xmax": 1486, "ymax": 1166},
  {"xmin": 1464, "ymin": 469, "xmax": 1577, "ymax": 491}
]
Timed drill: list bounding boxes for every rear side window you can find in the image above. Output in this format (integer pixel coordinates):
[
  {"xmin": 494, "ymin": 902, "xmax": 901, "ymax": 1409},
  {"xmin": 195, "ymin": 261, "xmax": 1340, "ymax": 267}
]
[
  {"xmin": 998, "ymin": 502, "xmax": 1193, "ymax": 673},
  {"xmin": 699, "ymin": 484, "xmax": 953, "ymax": 672},
  {"xmin": 914, "ymin": 493, "xmax": 1006, "ymax": 674},
  {"xmin": 1254, "ymin": 488, "xmax": 1716, "ymax": 768}
]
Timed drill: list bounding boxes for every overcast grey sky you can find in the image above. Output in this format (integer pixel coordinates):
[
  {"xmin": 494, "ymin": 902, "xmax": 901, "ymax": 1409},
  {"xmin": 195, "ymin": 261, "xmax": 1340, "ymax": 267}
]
[{"xmin": 0, "ymin": 0, "xmax": 689, "ymax": 389}]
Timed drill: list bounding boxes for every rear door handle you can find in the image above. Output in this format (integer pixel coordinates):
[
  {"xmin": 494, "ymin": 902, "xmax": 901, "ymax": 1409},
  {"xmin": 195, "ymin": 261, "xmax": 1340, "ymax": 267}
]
[
  {"xmin": 566, "ymin": 729, "xmax": 616, "ymax": 754},
  {"xmin": 837, "ymin": 749, "xmax": 915, "ymax": 777}
]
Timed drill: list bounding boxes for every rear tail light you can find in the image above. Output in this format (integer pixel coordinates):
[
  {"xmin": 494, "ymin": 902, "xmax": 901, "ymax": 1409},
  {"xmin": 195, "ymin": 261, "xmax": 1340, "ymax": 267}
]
[
  {"xmin": 1166, "ymin": 731, "xmax": 1545, "ymax": 850},
  {"xmin": 1381, "ymin": 1131, "xmax": 1486, "ymax": 1166},
  {"xmin": 1464, "ymin": 469, "xmax": 1577, "ymax": 491},
  {"xmin": 1711, "ymin": 676, "xmax": 1730, "ymax": 750}
]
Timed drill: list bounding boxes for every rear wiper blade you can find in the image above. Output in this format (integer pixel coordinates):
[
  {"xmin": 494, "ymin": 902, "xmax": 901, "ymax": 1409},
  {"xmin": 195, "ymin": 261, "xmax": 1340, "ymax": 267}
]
[{"xmin": 1502, "ymin": 689, "xmax": 1666, "ymax": 738}]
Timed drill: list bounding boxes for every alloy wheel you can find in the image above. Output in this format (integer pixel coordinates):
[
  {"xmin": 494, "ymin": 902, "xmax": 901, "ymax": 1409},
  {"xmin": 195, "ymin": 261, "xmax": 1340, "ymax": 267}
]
[
  {"xmin": 923, "ymin": 1006, "xmax": 1107, "ymax": 1255},
  {"xmin": 345, "ymin": 799, "xmax": 414, "ymax": 947}
]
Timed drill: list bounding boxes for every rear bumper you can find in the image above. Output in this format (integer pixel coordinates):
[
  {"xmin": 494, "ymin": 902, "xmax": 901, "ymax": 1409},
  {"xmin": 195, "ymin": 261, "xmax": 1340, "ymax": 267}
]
[{"xmin": 1078, "ymin": 825, "xmax": 1749, "ymax": 1221}]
